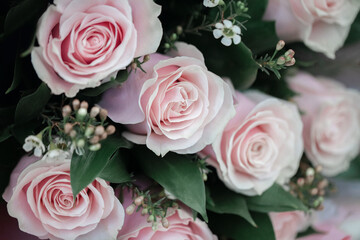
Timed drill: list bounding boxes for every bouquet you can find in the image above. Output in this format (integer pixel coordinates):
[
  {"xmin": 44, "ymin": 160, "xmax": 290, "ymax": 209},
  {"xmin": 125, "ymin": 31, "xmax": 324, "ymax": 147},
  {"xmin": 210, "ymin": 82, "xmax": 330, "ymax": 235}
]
[{"xmin": 1, "ymin": 0, "xmax": 360, "ymax": 239}]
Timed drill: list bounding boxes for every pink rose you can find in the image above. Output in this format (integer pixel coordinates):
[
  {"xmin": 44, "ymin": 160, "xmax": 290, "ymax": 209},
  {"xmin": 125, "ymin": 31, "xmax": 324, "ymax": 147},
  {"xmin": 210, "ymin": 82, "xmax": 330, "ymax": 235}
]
[
  {"xmin": 3, "ymin": 153, "xmax": 125, "ymax": 240},
  {"xmin": 264, "ymin": 0, "xmax": 360, "ymax": 58},
  {"xmin": 201, "ymin": 90, "xmax": 303, "ymax": 196},
  {"xmin": 298, "ymin": 227, "xmax": 351, "ymax": 240},
  {"xmin": 100, "ymin": 42, "xmax": 235, "ymax": 156},
  {"xmin": 287, "ymin": 72, "xmax": 360, "ymax": 176},
  {"xmin": 32, "ymin": 0, "xmax": 162, "ymax": 97},
  {"xmin": 117, "ymin": 189, "xmax": 217, "ymax": 240},
  {"xmin": 308, "ymin": 180, "xmax": 360, "ymax": 239},
  {"xmin": 270, "ymin": 211, "xmax": 309, "ymax": 240}
]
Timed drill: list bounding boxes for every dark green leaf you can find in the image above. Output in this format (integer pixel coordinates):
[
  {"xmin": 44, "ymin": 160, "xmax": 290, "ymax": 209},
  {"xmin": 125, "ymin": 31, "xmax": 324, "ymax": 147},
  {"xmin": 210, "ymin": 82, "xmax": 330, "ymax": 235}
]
[
  {"xmin": 70, "ymin": 137, "xmax": 132, "ymax": 198},
  {"xmin": 336, "ymin": 155, "xmax": 360, "ymax": 180},
  {"xmin": 81, "ymin": 71, "xmax": 128, "ymax": 97},
  {"xmin": 6, "ymin": 45, "xmax": 24, "ymax": 94},
  {"xmin": 246, "ymin": 184, "xmax": 308, "ymax": 213},
  {"xmin": 243, "ymin": 21, "xmax": 279, "ymax": 55},
  {"xmin": 297, "ymin": 226, "xmax": 323, "ymax": 238},
  {"xmin": 345, "ymin": 12, "xmax": 360, "ymax": 45},
  {"xmin": 246, "ymin": 0, "xmax": 269, "ymax": 20},
  {"xmin": 0, "ymin": 125, "xmax": 12, "ymax": 143},
  {"xmin": 3, "ymin": 0, "xmax": 47, "ymax": 35},
  {"xmin": 208, "ymin": 212, "xmax": 275, "ymax": 240},
  {"xmin": 98, "ymin": 150, "xmax": 132, "ymax": 183},
  {"xmin": 187, "ymin": 34, "xmax": 259, "ymax": 90},
  {"xmin": 206, "ymin": 181, "xmax": 256, "ymax": 226},
  {"xmin": 15, "ymin": 83, "xmax": 51, "ymax": 124},
  {"xmin": 136, "ymin": 150, "xmax": 207, "ymax": 221}
]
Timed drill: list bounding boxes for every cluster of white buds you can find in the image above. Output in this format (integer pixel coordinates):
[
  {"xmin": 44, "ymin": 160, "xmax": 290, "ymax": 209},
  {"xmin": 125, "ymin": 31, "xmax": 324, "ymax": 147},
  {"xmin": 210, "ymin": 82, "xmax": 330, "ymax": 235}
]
[
  {"xmin": 61, "ymin": 99, "xmax": 116, "ymax": 155},
  {"xmin": 274, "ymin": 40, "xmax": 296, "ymax": 67},
  {"xmin": 290, "ymin": 163, "xmax": 333, "ymax": 211},
  {"xmin": 124, "ymin": 188, "xmax": 179, "ymax": 231}
]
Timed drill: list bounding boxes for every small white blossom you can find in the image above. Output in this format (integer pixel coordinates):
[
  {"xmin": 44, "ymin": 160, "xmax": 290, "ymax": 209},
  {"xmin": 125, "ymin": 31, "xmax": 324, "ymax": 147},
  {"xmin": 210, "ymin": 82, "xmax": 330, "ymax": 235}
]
[
  {"xmin": 203, "ymin": 0, "xmax": 220, "ymax": 7},
  {"xmin": 44, "ymin": 149, "xmax": 71, "ymax": 161},
  {"xmin": 213, "ymin": 20, "xmax": 241, "ymax": 46},
  {"xmin": 23, "ymin": 135, "xmax": 46, "ymax": 157}
]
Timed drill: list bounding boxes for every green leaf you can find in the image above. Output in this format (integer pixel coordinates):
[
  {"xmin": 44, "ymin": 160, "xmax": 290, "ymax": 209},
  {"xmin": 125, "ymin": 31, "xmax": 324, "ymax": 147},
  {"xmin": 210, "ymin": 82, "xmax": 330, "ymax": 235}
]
[
  {"xmin": 98, "ymin": 150, "xmax": 132, "ymax": 183},
  {"xmin": 297, "ymin": 226, "xmax": 323, "ymax": 238},
  {"xmin": 208, "ymin": 212, "xmax": 275, "ymax": 240},
  {"xmin": 0, "ymin": 125, "xmax": 12, "ymax": 143},
  {"xmin": 70, "ymin": 137, "xmax": 132, "ymax": 198},
  {"xmin": 345, "ymin": 12, "xmax": 360, "ymax": 45},
  {"xmin": 243, "ymin": 21, "xmax": 279, "ymax": 55},
  {"xmin": 336, "ymin": 155, "xmax": 360, "ymax": 180},
  {"xmin": 136, "ymin": 150, "xmax": 207, "ymax": 221},
  {"xmin": 246, "ymin": 0, "xmax": 269, "ymax": 20},
  {"xmin": 246, "ymin": 184, "xmax": 308, "ymax": 213},
  {"xmin": 3, "ymin": 0, "xmax": 47, "ymax": 36},
  {"xmin": 14, "ymin": 83, "xmax": 51, "ymax": 124},
  {"xmin": 206, "ymin": 181, "xmax": 256, "ymax": 226},
  {"xmin": 187, "ymin": 35, "xmax": 259, "ymax": 90},
  {"xmin": 81, "ymin": 71, "xmax": 128, "ymax": 97},
  {"xmin": 6, "ymin": 45, "xmax": 25, "ymax": 94}
]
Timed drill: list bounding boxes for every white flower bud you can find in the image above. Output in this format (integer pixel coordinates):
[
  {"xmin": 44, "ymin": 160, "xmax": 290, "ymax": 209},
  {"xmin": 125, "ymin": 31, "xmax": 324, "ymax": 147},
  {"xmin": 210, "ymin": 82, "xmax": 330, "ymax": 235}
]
[
  {"xmin": 90, "ymin": 106, "xmax": 100, "ymax": 118},
  {"xmin": 89, "ymin": 143, "xmax": 101, "ymax": 151},
  {"xmin": 85, "ymin": 126, "xmax": 95, "ymax": 137},
  {"xmin": 106, "ymin": 125, "xmax": 116, "ymax": 135},
  {"xmin": 72, "ymin": 99, "xmax": 80, "ymax": 110},
  {"xmin": 76, "ymin": 139, "xmax": 85, "ymax": 148},
  {"xmin": 70, "ymin": 130, "xmax": 77, "ymax": 138},
  {"xmin": 126, "ymin": 204, "xmax": 136, "ymax": 215},
  {"xmin": 80, "ymin": 101, "xmax": 89, "ymax": 110},
  {"xmin": 99, "ymin": 108, "xmax": 108, "ymax": 121},
  {"xmin": 77, "ymin": 108, "xmax": 87, "ymax": 121},
  {"xmin": 64, "ymin": 123, "xmax": 73, "ymax": 134},
  {"xmin": 62, "ymin": 105, "xmax": 72, "ymax": 118},
  {"xmin": 95, "ymin": 126, "xmax": 105, "ymax": 136},
  {"xmin": 276, "ymin": 40, "xmax": 285, "ymax": 51},
  {"xmin": 134, "ymin": 196, "xmax": 144, "ymax": 206},
  {"xmin": 162, "ymin": 218, "xmax": 169, "ymax": 228},
  {"xmin": 90, "ymin": 136, "xmax": 100, "ymax": 144}
]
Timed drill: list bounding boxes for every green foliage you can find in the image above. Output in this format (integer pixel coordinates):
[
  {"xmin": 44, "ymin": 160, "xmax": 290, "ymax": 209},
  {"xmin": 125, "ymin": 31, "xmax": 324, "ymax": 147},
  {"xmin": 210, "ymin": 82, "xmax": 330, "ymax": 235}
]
[
  {"xmin": 1, "ymin": 0, "xmax": 47, "ymax": 36},
  {"xmin": 345, "ymin": 12, "xmax": 360, "ymax": 45},
  {"xmin": 246, "ymin": 184, "xmax": 308, "ymax": 213},
  {"xmin": 246, "ymin": 0, "xmax": 269, "ymax": 20},
  {"xmin": 297, "ymin": 226, "xmax": 322, "ymax": 238},
  {"xmin": 98, "ymin": 150, "xmax": 132, "ymax": 183},
  {"xmin": 208, "ymin": 211, "xmax": 275, "ymax": 240},
  {"xmin": 243, "ymin": 21, "xmax": 279, "ymax": 55},
  {"xmin": 14, "ymin": 83, "xmax": 51, "ymax": 124},
  {"xmin": 206, "ymin": 181, "xmax": 256, "ymax": 226},
  {"xmin": 187, "ymin": 34, "xmax": 259, "ymax": 90},
  {"xmin": 70, "ymin": 137, "xmax": 132, "ymax": 198},
  {"xmin": 336, "ymin": 156, "xmax": 360, "ymax": 180},
  {"xmin": 135, "ymin": 150, "xmax": 208, "ymax": 221}
]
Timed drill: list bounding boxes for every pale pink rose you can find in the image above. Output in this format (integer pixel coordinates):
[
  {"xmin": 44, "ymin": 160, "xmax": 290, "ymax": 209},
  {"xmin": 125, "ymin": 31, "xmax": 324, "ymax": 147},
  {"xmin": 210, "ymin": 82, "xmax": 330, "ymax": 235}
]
[
  {"xmin": 264, "ymin": 0, "xmax": 360, "ymax": 59},
  {"xmin": 201, "ymin": 90, "xmax": 303, "ymax": 196},
  {"xmin": 298, "ymin": 227, "xmax": 351, "ymax": 240},
  {"xmin": 307, "ymin": 180, "xmax": 360, "ymax": 239},
  {"xmin": 117, "ymin": 189, "xmax": 217, "ymax": 240},
  {"xmin": 3, "ymin": 154, "xmax": 125, "ymax": 240},
  {"xmin": 100, "ymin": 42, "xmax": 235, "ymax": 156},
  {"xmin": 270, "ymin": 211, "xmax": 309, "ymax": 240},
  {"xmin": 32, "ymin": 0, "xmax": 162, "ymax": 97},
  {"xmin": 287, "ymin": 72, "xmax": 360, "ymax": 176}
]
